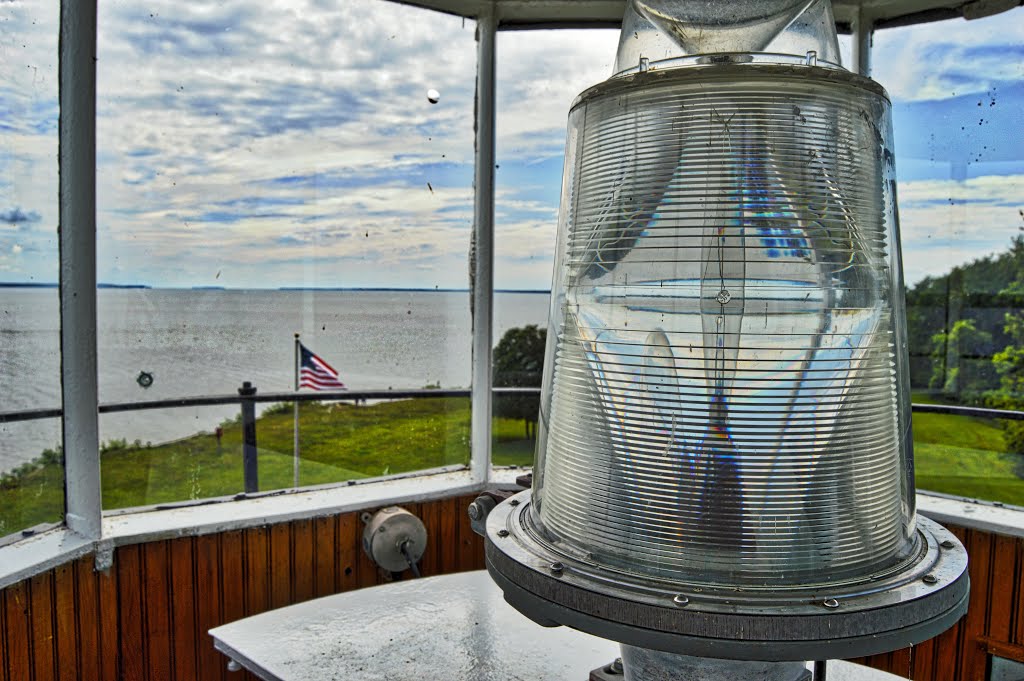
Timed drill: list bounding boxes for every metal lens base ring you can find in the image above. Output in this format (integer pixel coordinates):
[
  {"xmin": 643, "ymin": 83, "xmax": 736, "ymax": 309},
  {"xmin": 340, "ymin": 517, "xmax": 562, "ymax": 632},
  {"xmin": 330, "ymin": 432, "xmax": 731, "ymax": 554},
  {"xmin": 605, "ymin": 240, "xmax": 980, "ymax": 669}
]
[{"xmin": 485, "ymin": 490, "xmax": 969, "ymax": 661}]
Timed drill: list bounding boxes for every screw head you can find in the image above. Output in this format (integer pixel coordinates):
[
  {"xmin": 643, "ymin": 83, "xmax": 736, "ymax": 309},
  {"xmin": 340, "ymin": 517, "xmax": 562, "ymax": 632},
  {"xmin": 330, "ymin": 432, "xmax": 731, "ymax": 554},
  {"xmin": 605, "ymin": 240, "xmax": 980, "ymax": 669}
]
[
  {"xmin": 923, "ymin": 574, "xmax": 938, "ymax": 585},
  {"xmin": 497, "ymin": 529, "xmax": 509, "ymax": 538},
  {"xmin": 672, "ymin": 594, "xmax": 690, "ymax": 607},
  {"xmin": 549, "ymin": 562, "xmax": 565, "ymax": 576},
  {"xmin": 940, "ymin": 539, "xmax": 955, "ymax": 549},
  {"xmin": 716, "ymin": 289, "xmax": 732, "ymax": 305},
  {"xmin": 509, "ymin": 499, "xmax": 520, "ymax": 507},
  {"xmin": 822, "ymin": 598, "xmax": 840, "ymax": 609}
]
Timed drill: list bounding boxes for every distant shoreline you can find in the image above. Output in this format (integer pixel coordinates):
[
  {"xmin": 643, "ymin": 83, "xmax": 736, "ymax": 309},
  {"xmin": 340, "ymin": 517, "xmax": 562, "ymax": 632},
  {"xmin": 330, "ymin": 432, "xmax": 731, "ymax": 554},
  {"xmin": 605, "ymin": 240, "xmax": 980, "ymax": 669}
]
[
  {"xmin": 0, "ymin": 283, "xmax": 550, "ymax": 294},
  {"xmin": 0, "ymin": 282, "xmax": 152, "ymax": 289}
]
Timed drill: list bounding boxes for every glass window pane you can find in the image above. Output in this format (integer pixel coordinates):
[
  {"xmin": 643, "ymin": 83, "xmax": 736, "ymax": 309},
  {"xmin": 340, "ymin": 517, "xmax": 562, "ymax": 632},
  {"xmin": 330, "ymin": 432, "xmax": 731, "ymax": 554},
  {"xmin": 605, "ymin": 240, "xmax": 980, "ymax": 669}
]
[
  {"xmin": 872, "ymin": 9, "xmax": 1024, "ymax": 505},
  {"xmin": 95, "ymin": 1, "xmax": 476, "ymax": 509},
  {"xmin": 491, "ymin": 29, "xmax": 619, "ymax": 468},
  {"xmin": 0, "ymin": 1, "xmax": 63, "ymax": 538}
]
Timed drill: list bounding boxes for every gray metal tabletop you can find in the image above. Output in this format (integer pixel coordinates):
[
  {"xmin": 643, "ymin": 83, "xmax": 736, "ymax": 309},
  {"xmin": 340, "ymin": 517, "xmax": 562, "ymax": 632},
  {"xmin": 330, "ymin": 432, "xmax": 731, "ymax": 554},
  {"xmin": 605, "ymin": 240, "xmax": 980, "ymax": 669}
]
[{"xmin": 209, "ymin": 570, "xmax": 906, "ymax": 681}]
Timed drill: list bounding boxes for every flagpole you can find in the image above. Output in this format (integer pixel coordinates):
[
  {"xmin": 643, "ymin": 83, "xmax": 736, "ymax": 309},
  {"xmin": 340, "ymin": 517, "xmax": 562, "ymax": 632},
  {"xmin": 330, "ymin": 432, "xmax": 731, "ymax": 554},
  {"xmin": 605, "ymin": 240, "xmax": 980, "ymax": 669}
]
[{"xmin": 293, "ymin": 332, "xmax": 300, "ymax": 489}]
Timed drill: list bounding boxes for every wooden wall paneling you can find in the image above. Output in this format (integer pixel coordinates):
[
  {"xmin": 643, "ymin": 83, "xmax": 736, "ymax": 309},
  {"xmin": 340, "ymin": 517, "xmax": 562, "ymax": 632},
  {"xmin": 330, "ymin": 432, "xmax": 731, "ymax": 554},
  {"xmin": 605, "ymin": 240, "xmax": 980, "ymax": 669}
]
[
  {"xmin": 52, "ymin": 563, "xmax": 77, "ymax": 681},
  {"xmin": 8, "ymin": 497, "xmax": 1024, "ymax": 681},
  {"xmin": 242, "ymin": 527, "xmax": 269, "ymax": 618},
  {"xmin": 0, "ymin": 584, "xmax": 6, "ymax": 681},
  {"xmin": 418, "ymin": 499, "xmax": 441, "ymax": 577},
  {"xmin": 29, "ymin": 572, "xmax": 55, "ymax": 681},
  {"xmin": 402, "ymin": 502, "xmax": 422, "ymax": 578},
  {"xmin": 219, "ymin": 532, "xmax": 245, "ymax": 629},
  {"xmin": 932, "ymin": 526, "xmax": 969, "ymax": 681},
  {"xmin": 337, "ymin": 513, "xmax": 360, "ymax": 592},
  {"xmin": 291, "ymin": 519, "xmax": 315, "ymax": 604},
  {"xmin": 1015, "ymin": 535, "xmax": 1024, "ymax": 648},
  {"xmin": 143, "ymin": 541, "xmax": 172, "ymax": 681},
  {"xmin": 95, "ymin": 561, "xmax": 119, "ymax": 681},
  {"xmin": 930, "ymin": 619, "xmax": 963, "ymax": 681},
  {"xmin": 889, "ymin": 646, "xmax": 912, "ymax": 678},
  {"xmin": 910, "ymin": 638, "xmax": 937, "ymax": 681},
  {"xmin": 988, "ymin": 534, "xmax": 1019, "ymax": 644},
  {"xmin": 268, "ymin": 523, "xmax": 292, "ymax": 610},
  {"xmin": 355, "ymin": 510, "xmax": 382, "ymax": 589},
  {"xmin": 313, "ymin": 515, "xmax": 337, "ymax": 598},
  {"xmin": 959, "ymin": 528, "xmax": 994, "ymax": 681},
  {"xmin": 73, "ymin": 559, "xmax": 99, "ymax": 681},
  {"xmin": 869, "ymin": 653, "xmax": 893, "ymax": 676},
  {"xmin": 116, "ymin": 544, "xmax": 145, "ymax": 681},
  {"xmin": 3, "ymin": 582, "xmax": 30, "ymax": 681},
  {"xmin": 439, "ymin": 497, "xmax": 460, "ymax": 575},
  {"xmin": 193, "ymin": 533, "xmax": 225, "ymax": 681},
  {"xmin": 455, "ymin": 495, "xmax": 484, "ymax": 573},
  {"xmin": 168, "ymin": 538, "xmax": 197, "ymax": 681}
]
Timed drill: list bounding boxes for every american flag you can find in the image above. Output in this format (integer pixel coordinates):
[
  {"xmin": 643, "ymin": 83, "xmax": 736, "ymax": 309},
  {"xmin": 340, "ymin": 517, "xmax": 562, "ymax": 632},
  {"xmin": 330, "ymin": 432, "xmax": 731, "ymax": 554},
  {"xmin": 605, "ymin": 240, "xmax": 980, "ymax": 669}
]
[{"xmin": 298, "ymin": 343, "xmax": 346, "ymax": 390}]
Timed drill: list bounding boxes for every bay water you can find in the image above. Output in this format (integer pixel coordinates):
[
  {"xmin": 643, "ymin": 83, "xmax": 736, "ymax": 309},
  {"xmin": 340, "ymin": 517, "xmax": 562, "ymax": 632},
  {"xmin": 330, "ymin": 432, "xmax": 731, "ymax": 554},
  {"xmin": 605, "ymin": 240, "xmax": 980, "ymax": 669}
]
[{"xmin": 0, "ymin": 288, "xmax": 549, "ymax": 472}]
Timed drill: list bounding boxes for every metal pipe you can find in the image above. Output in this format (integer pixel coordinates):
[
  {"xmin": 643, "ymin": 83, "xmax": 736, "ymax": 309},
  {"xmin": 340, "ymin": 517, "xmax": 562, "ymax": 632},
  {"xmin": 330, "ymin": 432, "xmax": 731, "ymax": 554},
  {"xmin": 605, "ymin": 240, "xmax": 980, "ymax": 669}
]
[
  {"xmin": 470, "ymin": 3, "xmax": 498, "ymax": 486},
  {"xmin": 239, "ymin": 382, "xmax": 259, "ymax": 493},
  {"xmin": 851, "ymin": 7, "xmax": 872, "ymax": 76},
  {"xmin": 59, "ymin": 0, "xmax": 102, "ymax": 540},
  {"xmin": 3, "ymin": 392, "xmax": 1021, "ymax": 424},
  {"xmin": 620, "ymin": 647, "xmax": 809, "ymax": 681}
]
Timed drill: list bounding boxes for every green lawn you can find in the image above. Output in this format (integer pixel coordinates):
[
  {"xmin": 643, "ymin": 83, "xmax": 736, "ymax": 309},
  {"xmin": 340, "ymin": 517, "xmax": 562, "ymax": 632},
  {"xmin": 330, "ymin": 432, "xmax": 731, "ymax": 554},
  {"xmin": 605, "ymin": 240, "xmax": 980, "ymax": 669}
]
[
  {"xmin": 2, "ymin": 395, "xmax": 1021, "ymax": 538},
  {"xmin": 910, "ymin": 399, "xmax": 1024, "ymax": 505}
]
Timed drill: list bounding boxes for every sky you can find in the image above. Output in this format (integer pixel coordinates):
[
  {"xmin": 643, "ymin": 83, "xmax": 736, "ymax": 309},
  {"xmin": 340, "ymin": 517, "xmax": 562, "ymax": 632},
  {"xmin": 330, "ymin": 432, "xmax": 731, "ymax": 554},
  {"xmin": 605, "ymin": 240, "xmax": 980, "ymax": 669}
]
[{"xmin": 0, "ymin": 0, "xmax": 1022, "ymax": 290}]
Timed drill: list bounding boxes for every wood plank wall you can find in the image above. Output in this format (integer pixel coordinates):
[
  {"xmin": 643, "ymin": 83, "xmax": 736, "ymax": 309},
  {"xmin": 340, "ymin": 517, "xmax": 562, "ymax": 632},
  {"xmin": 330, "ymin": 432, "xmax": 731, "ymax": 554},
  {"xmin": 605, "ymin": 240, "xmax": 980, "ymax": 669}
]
[
  {"xmin": 0, "ymin": 495, "xmax": 484, "ymax": 681},
  {"xmin": 1, "ymin": 506, "xmax": 1022, "ymax": 681},
  {"xmin": 854, "ymin": 524, "xmax": 1024, "ymax": 681}
]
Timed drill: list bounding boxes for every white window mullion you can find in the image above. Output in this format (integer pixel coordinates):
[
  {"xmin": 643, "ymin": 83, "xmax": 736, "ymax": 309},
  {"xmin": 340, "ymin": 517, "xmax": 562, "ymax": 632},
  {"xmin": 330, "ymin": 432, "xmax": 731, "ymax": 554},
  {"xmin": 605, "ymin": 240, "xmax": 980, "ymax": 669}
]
[
  {"xmin": 59, "ymin": 0, "xmax": 102, "ymax": 540},
  {"xmin": 470, "ymin": 5, "xmax": 498, "ymax": 485}
]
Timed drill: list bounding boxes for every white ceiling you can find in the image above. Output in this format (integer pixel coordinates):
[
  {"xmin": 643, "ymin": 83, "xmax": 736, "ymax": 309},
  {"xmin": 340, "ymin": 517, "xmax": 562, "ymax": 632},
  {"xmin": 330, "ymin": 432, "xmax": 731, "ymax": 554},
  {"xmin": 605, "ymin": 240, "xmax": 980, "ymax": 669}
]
[{"xmin": 390, "ymin": 0, "xmax": 1022, "ymax": 30}]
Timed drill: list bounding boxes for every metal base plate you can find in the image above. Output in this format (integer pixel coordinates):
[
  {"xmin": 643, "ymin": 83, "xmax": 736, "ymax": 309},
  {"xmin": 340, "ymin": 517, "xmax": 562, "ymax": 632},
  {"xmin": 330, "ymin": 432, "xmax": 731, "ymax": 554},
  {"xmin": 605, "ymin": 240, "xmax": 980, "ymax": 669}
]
[{"xmin": 486, "ymin": 490, "xmax": 969, "ymax": 661}]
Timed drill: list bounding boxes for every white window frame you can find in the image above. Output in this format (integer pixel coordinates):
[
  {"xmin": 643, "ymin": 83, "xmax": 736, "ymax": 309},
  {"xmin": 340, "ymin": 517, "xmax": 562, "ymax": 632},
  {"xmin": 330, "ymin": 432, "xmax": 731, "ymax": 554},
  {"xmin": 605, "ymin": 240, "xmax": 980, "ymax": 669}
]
[{"xmin": 3, "ymin": 0, "xmax": 1023, "ymax": 590}]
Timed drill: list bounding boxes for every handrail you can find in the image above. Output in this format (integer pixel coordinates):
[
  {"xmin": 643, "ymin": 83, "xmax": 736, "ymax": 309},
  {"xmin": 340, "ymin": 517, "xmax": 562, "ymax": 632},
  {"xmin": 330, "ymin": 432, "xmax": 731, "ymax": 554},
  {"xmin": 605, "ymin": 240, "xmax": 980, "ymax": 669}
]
[
  {"xmin": 1, "ymin": 389, "xmax": 1022, "ymax": 423},
  {"xmin": 907, "ymin": 403, "xmax": 1024, "ymax": 420},
  {"xmin": 0, "ymin": 387, "xmax": 540, "ymax": 424}
]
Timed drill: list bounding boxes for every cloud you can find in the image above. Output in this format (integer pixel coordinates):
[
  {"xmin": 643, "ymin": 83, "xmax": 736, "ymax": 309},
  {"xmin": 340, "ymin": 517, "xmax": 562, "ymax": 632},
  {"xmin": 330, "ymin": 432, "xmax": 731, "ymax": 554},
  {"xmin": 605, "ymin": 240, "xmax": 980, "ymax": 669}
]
[
  {"xmin": 898, "ymin": 174, "xmax": 1024, "ymax": 285},
  {"xmin": 3, "ymin": 0, "xmax": 1023, "ymax": 291},
  {"xmin": 873, "ymin": 12, "xmax": 1024, "ymax": 102},
  {"xmin": 0, "ymin": 208, "xmax": 41, "ymax": 226}
]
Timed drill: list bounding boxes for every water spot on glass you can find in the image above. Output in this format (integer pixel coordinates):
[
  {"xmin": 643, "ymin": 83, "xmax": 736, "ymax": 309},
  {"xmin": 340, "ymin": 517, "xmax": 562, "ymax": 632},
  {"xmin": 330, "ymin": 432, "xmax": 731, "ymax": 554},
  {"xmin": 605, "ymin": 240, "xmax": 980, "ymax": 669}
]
[{"xmin": 427, "ymin": 89, "xmax": 441, "ymax": 104}]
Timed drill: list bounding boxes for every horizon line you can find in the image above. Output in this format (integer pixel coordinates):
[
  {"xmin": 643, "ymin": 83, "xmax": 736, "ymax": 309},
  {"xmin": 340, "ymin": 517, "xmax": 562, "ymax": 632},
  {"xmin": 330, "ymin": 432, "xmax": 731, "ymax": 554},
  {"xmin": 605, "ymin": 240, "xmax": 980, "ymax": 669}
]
[{"xmin": 0, "ymin": 282, "xmax": 551, "ymax": 294}]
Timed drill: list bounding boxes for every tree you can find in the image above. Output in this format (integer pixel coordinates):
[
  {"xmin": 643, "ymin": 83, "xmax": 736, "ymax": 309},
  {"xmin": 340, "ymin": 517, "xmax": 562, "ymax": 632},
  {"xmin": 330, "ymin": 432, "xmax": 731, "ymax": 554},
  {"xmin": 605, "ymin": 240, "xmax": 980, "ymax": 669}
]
[
  {"xmin": 493, "ymin": 325, "xmax": 547, "ymax": 439},
  {"xmin": 929, "ymin": 319, "xmax": 992, "ymax": 401},
  {"xmin": 988, "ymin": 278, "xmax": 1024, "ymax": 455}
]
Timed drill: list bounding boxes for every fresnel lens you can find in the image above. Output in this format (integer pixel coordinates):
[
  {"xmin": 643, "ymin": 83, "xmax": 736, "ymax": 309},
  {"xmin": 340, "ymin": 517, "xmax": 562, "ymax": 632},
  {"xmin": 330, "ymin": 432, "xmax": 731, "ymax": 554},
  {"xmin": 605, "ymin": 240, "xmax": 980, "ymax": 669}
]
[{"xmin": 484, "ymin": 1, "xmax": 969, "ymax": 679}]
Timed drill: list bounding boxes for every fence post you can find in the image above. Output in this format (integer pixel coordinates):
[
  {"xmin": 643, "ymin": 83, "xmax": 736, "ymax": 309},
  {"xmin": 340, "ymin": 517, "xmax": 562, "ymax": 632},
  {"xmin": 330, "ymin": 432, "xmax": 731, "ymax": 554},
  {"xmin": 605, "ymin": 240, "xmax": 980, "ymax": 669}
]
[{"xmin": 239, "ymin": 381, "xmax": 259, "ymax": 493}]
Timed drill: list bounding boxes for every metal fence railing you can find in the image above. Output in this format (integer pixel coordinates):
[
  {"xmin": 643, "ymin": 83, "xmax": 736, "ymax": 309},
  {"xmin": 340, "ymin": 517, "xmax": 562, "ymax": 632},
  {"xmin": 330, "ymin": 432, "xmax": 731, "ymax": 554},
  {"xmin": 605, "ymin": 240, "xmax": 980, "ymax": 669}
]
[{"xmin": 2, "ymin": 386, "xmax": 1022, "ymax": 494}]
